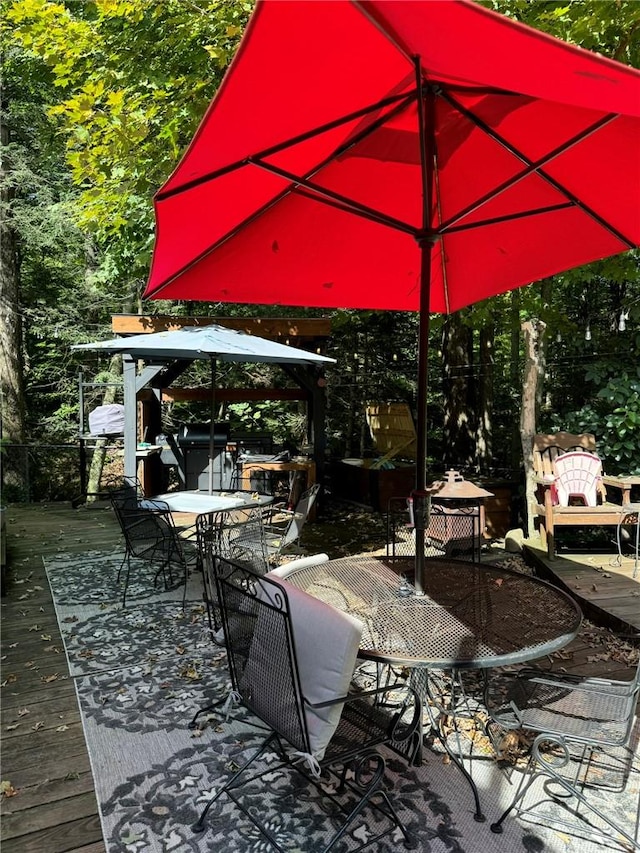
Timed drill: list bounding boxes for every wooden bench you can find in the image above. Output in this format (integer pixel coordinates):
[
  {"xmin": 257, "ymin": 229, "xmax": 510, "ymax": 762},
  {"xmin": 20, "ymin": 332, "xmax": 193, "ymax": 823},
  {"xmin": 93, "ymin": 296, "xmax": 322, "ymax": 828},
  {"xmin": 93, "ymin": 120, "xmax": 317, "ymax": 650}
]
[{"xmin": 533, "ymin": 432, "xmax": 633, "ymax": 559}]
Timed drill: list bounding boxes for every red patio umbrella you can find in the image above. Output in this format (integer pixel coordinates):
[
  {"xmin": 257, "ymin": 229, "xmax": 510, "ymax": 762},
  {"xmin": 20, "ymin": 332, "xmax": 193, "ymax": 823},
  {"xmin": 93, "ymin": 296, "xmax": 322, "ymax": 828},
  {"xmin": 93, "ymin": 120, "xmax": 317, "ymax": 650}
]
[{"xmin": 144, "ymin": 0, "xmax": 640, "ymax": 590}]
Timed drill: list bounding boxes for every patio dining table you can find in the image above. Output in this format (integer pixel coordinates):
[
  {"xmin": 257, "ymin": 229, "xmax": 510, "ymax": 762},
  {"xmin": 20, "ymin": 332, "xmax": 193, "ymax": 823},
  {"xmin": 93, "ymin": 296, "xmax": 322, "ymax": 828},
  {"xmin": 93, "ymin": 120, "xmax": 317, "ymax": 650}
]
[
  {"xmin": 282, "ymin": 555, "xmax": 583, "ymax": 821},
  {"xmin": 148, "ymin": 489, "xmax": 273, "ymax": 515}
]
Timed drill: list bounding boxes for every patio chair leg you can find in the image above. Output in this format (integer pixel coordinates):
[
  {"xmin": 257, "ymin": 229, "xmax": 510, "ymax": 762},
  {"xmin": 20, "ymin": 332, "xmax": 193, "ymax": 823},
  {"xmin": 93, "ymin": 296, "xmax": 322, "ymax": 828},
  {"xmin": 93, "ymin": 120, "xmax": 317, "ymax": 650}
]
[
  {"xmin": 191, "ymin": 732, "xmax": 279, "ymax": 833},
  {"xmin": 121, "ymin": 556, "xmax": 132, "ymax": 608},
  {"xmin": 491, "ymin": 759, "xmax": 639, "ymax": 849}
]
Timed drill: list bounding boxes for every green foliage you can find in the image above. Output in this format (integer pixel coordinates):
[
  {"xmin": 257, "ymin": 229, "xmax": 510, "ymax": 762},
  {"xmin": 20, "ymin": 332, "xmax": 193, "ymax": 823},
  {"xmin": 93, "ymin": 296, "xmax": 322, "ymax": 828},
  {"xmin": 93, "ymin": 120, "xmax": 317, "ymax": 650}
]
[
  {"xmin": 6, "ymin": 0, "xmax": 252, "ymax": 282},
  {"xmin": 3, "ymin": 0, "xmax": 640, "ymax": 481},
  {"xmin": 481, "ymin": 0, "xmax": 640, "ymax": 64}
]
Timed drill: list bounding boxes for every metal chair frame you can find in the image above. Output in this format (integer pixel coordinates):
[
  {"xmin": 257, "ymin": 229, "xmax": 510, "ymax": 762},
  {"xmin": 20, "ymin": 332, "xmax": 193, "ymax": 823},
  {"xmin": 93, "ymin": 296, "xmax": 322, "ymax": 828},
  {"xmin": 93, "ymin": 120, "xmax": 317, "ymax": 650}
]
[
  {"xmin": 232, "ymin": 482, "xmax": 321, "ymax": 564},
  {"xmin": 489, "ymin": 661, "xmax": 640, "ymax": 849},
  {"xmin": 110, "ymin": 489, "xmax": 194, "ymax": 607},
  {"xmin": 191, "ymin": 557, "xmax": 422, "ymax": 852},
  {"xmin": 195, "ymin": 507, "xmax": 268, "ymax": 639}
]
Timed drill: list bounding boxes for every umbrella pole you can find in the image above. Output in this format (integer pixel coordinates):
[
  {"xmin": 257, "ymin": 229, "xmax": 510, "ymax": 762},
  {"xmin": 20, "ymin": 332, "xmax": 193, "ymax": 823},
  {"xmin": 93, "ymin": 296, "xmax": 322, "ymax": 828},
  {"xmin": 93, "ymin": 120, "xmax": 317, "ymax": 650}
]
[
  {"xmin": 413, "ymin": 247, "xmax": 432, "ymax": 595},
  {"xmin": 412, "ymin": 58, "xmax": 436, "ymax": 595},
  {"xmin": 208, "ymin": 358, "xmax": 216, "ymax": 495}
]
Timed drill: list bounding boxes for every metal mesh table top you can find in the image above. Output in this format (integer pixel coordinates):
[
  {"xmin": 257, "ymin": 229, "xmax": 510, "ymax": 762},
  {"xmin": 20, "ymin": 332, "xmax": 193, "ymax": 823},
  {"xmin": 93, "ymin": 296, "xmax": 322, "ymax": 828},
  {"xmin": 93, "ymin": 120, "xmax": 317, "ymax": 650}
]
[{"xmin": 284, "ymin": 556, "xmax": 582, "ymax": 668}]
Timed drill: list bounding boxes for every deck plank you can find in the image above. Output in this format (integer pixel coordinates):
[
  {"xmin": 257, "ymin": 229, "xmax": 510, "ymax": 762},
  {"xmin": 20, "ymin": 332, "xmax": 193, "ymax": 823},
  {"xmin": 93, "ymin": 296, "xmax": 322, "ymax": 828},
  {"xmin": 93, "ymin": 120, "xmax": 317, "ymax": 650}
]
[{"xmin": 1, "ymin": 504, "xmax": 112, "ymax": 853}]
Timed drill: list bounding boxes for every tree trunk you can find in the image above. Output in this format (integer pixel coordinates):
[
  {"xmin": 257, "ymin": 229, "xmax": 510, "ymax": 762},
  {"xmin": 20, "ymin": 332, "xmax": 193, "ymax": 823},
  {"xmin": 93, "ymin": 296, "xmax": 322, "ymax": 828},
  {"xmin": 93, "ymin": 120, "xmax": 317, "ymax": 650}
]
[
  {"xmin": 442, "ymin": 311, "xmax": 475, "ymax": 470},
  {"xmin": 0, "ymin": 92, "xmax": 26, "ymax": 447},
  {"xmin": 477, "ymin": 312, "xmax": 495, "ymax": 474},
  {"xmin": 521, "ymin": 319, "xmax": 546, "ymax": 539},
  {"xmin": 85, "ymin": 355, "xmax": 123, "ymax": 500}
]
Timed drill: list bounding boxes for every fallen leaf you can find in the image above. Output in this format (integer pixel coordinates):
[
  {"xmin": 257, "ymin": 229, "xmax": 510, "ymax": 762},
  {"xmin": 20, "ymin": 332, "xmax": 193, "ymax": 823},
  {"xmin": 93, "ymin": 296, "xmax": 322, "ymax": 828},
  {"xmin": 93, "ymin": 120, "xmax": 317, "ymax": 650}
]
[
  {"xmin": 1, "ymin": 674, "xmax": 18, "ymax": 686},
  {"xmin": 40, "ymin": 634, "xmax": 52, "ymax": 642},
  {"xmin": 17, "ymin": 708, "xmax": 29, "ymax": 717},
  {"xmin": 6, "ymin": 724, "xmax": 19, "ymax": 731},
  {"xmin": 0, "ymin": 781, "xmax": 17, "ymax": 798},
  {"xmin": 28, "ymin": 625, "xmax": 40, "ymax": 632},
  {"xmin": 31, "ymin": 721, "xmax": 44, "ymax": 731},
  {"xmin": 41, "ymin": 673, "xmax": 59, "ymax": 683},
  {"xmin": 56, "ymin": 725, "xmax": 69, "ymax": 732}
]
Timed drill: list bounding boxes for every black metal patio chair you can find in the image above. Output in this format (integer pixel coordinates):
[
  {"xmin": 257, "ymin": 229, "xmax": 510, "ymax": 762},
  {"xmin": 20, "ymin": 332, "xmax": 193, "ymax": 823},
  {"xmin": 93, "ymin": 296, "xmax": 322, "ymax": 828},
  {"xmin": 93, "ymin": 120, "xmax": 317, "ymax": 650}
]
[
  {"xmin": 191, "ymin": 556, "xmax": 422, "ymax": 852},
  {"xmin": 110, "ymin": 491, "xmax": 196, "ymax": 607},
  {"xmin": 488, "ymin": 656, "xmax": 640, "ymax": 849},
  {"xmin": 195, "ymin": 506, "xmax": 268, "ymax": 640}
]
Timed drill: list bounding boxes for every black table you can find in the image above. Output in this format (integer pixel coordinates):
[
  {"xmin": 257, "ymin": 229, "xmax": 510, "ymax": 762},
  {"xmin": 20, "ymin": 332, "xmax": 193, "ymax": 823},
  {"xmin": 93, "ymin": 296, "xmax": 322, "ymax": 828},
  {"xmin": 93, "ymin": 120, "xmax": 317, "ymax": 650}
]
[{"xmin": 283, "ymin": 555, "xmax": 583, "ymax": 820}]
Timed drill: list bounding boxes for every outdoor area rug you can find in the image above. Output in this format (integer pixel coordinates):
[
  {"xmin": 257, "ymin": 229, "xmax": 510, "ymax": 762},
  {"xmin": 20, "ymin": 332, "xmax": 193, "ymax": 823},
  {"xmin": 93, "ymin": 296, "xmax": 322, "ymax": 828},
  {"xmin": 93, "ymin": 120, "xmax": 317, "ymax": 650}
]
[{"xmin": 44, "ymin": 550, "xmax": 640, "ymax": 853}]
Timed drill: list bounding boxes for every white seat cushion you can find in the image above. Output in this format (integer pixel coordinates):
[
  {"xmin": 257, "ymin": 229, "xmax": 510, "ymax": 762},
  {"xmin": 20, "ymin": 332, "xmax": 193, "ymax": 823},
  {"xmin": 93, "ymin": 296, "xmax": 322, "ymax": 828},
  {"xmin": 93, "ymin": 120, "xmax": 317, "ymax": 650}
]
[{"xmin": 242, "ymin": 576, "xmax": 362, "ymax": 759}]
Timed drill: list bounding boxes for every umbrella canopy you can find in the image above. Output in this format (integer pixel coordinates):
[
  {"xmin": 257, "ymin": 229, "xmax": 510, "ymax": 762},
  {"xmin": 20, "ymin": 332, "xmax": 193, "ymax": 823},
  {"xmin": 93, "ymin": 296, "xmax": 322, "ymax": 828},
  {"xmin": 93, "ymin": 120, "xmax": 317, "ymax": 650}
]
[
  {"xmin": 145, "ymin": 0, "xmax": 639, "ymax": 313},
  {"xmin": 73, "ymin": 323, "xmax": 334, "ymax": 365},
  {"xmin": 142, "ymin": 0, "xmax": 640, "ymax": 587}
]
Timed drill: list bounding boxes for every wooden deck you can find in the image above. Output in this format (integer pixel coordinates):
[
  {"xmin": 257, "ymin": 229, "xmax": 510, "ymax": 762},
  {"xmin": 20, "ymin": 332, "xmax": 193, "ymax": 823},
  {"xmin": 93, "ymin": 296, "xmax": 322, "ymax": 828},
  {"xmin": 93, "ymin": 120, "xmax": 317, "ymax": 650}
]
[
  {"xmin": 1, "ymin": 502, "xmax": 638, "ymax": 853},
  {"xmin": 525, "ymin": 541, "xmax": 640, "ymax": 634},
  {"xmin": 1, "ymin": 503, "xmax": 118, "ymax": 853}
]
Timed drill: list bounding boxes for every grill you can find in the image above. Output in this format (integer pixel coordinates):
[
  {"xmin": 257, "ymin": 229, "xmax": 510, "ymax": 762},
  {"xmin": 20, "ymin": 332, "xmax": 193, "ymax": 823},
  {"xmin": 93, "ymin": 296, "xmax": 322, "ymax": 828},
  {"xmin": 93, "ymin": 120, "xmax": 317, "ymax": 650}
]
[
  {"xmin": 176, "ymin": 423, "xmax": 230, "ymax": 449},
  {"xmin": 173, "ymin": 423, "xmax": 232, "ymax": 491}
]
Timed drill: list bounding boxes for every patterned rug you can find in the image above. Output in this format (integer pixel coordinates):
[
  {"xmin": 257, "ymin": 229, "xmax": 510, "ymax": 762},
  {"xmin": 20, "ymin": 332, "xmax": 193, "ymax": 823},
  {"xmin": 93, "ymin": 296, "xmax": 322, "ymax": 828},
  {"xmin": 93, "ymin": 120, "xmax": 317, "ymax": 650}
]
[{"xmin": 44, "ymin": 551, "xmax": 639, "ymax": 853}]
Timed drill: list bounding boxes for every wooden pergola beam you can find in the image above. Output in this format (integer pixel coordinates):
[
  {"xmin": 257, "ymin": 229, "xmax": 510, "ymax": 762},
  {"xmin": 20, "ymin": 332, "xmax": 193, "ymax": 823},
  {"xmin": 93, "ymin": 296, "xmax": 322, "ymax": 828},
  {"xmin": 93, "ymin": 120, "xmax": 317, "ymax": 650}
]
[
  {"xmin": 111, "ymin": 314, "xmax": 331, "ymax": 341},
  {"xmin": 143, "ymin": 388, "xmax": 308, "ymax": 403}
]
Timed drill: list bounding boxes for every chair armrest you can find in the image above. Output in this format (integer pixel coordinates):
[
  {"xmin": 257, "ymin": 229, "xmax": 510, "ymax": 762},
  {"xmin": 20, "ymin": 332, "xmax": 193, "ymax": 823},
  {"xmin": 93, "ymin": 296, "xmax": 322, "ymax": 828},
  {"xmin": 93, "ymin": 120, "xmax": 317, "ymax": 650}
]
[
  {"xmin": 533, "ymin": 475, "xmax": 554, "ymax": 486},
  {"xmin": 514, "ymin": 666, "xmax": 637, "ymax": 694},
  {"xmin": 601, "ymin": 476, "xmax": 631, "ymax": 504},
  {"xmin": 306, "ymin": 682, "xmax": 422, "ymax": 743}
]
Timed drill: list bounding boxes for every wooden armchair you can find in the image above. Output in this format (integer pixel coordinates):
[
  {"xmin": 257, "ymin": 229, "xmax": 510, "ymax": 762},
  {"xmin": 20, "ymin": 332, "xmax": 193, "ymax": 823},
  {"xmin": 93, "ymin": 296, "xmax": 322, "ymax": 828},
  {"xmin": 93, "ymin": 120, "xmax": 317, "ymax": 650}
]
[{"xmin": 532, "ymin": 433, "xmax": 632, "ymax": 559}]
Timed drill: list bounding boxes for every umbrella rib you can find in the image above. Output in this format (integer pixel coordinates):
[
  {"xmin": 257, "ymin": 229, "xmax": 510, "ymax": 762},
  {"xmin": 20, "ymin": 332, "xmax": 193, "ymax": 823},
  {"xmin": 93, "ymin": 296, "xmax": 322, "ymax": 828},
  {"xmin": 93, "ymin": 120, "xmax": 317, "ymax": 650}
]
[
  {"xmin": 439, "ymin": 111, "xmax": 619, "ymax": 230},
  {"xmin": 250, "ymin": 158, "xmax": 418, "ymax": 236},
  {"xmin": 155, "ymin": 91, "xmax": 414, "ymax": 203},
  {"xmin": 445, "ymin": 202, "xmax": 575, "ymax": 234},
  {"xmin": 438, "ymin": 90, "xmax": 637, "ymax": 249}
]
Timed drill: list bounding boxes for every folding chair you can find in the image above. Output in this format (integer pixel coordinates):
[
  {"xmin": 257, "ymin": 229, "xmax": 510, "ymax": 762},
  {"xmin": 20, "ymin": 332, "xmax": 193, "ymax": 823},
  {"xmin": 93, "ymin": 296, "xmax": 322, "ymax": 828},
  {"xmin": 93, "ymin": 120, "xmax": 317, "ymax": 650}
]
[
  {"xmin": 191, "ymin": 557, "xmax": 422, "ymax": 852},
  {"xmin": 489, "ymin": 657, "xmax": 640, "ymax": 849}
]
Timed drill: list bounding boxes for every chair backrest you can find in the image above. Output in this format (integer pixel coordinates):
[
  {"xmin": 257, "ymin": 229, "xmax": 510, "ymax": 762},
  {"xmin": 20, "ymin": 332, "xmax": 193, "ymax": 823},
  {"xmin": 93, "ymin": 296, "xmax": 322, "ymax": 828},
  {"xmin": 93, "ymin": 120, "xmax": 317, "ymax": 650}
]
[
  {"xmin": 112, "ymin": 498, "xmax": 181, "ymax": 562},
  {"xmin": 279, "ymin": 483, "xmax": 321, "ymax": 547},
  {"xmin": 225, "ymin": 507, "xmax": 268, "ymax": 571},
  {"xmin": 215, "ymin": 556, "xmax": 362, "ymax": 760},
  {"xmin": 552, "ymin": 451, "xmax": 602, "ymax": 507},
  {"xmin": 532, "ymin": 432, "xmax": 598, "ymax": 480}
]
